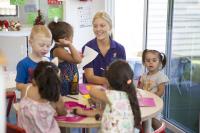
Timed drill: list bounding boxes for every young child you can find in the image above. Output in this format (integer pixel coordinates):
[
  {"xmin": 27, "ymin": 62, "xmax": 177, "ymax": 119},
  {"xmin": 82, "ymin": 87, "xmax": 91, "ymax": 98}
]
[
  {"xmin": 15, "ymin": 25, "xmax": 52, "ymax": 91},
  {"xmin": 74, "ymin": 59, "xmax": 141, "ymax": 133},
  {"xmin": 138, "ymin": 49, "xmax": 169, "ymax": 97},
  {"xmin": 138, "ymin": 49, "xmax": 169, "ymax": 130},
  {"xmin": 48, "ymin": 21, "xmax": 82, "ymax": 96},
  {"xmin": 17, "ymin": 61, "xmax": 67, "ymax": 133}
]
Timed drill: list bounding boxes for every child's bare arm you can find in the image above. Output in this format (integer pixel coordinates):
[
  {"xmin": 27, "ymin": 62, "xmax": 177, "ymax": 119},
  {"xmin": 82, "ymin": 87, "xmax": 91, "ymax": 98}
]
[
  {"xmin": 74, "ymin": 106, "xmax": 103, "ymax": 117},
  {"xmin": 54, "ymin": 39, "xmax": 82, "ymax": 64},
  {"xmin": 155, "ymin": 83, "xmax": 165, "ymax": 97},
  {"xmin": 137, "ymin": 81, "xmax": 143, "ymax": 89},
  {"xmin": 53, "ymin": 96, "xmax": 67, "ymax": 116},
  {"xmin": 137, "ymin": 76, "xmax": 144, "ymax": 89},
  {"xmin": 89, "ymin": 87, "xmax": 110, "ymax": 105},
  {"xmin": 16, "ymin": 83, "xmax": 27, "ymax": 90}
]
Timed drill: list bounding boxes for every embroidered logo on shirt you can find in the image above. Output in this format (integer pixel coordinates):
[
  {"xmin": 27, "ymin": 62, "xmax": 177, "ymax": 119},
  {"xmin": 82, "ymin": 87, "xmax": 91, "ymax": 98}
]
[{"xmin": 113, "ymin": 53, "xmax": 117, "ymax": 58}]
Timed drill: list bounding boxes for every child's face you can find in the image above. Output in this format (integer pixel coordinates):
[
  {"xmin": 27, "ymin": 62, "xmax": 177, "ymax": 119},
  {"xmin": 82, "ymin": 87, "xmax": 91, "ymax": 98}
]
[
  {"xmin": 144, "ymin": 52, "xmax": 161, "ymax": 73},
  {"xmin": 30, "ymin": 35, "xmax": 51, "ymax": 58}
]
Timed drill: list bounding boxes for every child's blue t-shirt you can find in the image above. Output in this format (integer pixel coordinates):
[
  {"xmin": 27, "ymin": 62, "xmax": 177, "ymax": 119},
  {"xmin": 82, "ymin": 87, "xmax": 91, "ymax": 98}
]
[{"xmin": 15, "ymin": 57, "xmax": 38, "ymax": 84}]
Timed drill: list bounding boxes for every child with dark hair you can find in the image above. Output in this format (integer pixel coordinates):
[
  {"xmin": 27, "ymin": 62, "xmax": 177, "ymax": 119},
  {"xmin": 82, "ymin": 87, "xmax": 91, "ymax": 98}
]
[
  {"xmin": 139, "ymin": 49, "xmax": 169, "ymax": 97},
  {"xmin": 74, "ymin": 59, "xmax": 141, "ymax": 132},
  {"xmin": 48, "ymin": 21, "xmax": 82, "ymax": 96},
  {"xmin": 138, "ymin": 49, "xmax": 169, "ymax": 130},
  {"xmin": 17, "ymin": 61, "xmax": 66, "ymax": 133}
]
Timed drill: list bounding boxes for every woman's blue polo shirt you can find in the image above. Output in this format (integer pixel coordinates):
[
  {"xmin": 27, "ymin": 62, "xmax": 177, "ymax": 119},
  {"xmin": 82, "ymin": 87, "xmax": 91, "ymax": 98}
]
[{"xmin": 82, "ymin": 38, "xmax": 126, "ymax": 80}]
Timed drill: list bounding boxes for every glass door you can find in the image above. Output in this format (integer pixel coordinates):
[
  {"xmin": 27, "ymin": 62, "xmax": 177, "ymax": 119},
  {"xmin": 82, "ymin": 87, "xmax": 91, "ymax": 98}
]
[
  {"xmin": 168, "ymin": 0, "xmax": 200, "ymax": 132},
  {"xmin": 146, "ymin": 0, "xmax": 200, "ymax": 132}
]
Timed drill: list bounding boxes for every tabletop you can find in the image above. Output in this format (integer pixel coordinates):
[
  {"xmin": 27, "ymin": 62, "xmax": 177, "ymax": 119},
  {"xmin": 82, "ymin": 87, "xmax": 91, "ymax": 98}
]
[
  {"xmin": 138, "ymin": 88, "xmax": 163, "ymax": 121},
  {"xmin": 57, "ymin": 88, "xmax": 163, "ymax": 131},
  {"xmin": 58, "ymin": 94, "xmax": 101, "ymax": 128}
]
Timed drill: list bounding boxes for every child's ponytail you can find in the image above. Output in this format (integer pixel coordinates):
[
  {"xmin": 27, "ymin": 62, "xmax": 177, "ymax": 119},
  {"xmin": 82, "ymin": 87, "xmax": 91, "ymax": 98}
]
[
  {"xmin": 33, "ymin": 61, "xmax": 61, "ymax": 102},
  {"xmin": 124, "ymin": 81, "xmax": 142, "ymax": 129},
  {"xmin": 160, "ymin": 52, "xmax": 167, "ymax": 69},
  {"xmin": 105, "ymin": 59, "xmax": 142, "ymax": 129}
]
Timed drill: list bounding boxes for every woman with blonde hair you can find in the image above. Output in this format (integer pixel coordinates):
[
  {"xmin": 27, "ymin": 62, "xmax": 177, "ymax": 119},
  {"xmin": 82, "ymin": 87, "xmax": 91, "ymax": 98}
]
[{"xmin": 82, "ymin": 11, "xmax": 126, "ymax": 86}]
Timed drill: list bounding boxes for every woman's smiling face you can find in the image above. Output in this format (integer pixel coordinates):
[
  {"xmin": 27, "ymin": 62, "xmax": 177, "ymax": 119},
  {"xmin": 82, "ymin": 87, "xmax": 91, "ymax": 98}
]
[{"xmin": 93, "ymin": 18, "xmax": 111, "ymax": 41}]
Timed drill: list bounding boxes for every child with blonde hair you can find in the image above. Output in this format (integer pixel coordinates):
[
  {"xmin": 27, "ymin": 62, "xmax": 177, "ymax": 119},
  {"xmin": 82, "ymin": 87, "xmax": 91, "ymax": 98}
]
[
  {"xmin": 16, "ymin": 25, "xmax": 52, "ymax": 91},
  {"xmin": 82, "ymin": 11, "xmax": 126, "ymax": 86}
]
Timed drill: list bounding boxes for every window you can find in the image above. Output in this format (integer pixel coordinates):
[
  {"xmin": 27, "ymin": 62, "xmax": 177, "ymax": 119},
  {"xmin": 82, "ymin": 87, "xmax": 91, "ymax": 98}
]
[
  {"xmin": 0, "ymin": 0, "xmax": 17, "ymax": 16},
  {"xmin": 146, "ymin": 0, "xmax": 168, "ymax": 52},
  {"xmin": 114, "ymin": 0, "xmax": 145, "ymax": 86},
  {"xmin": 167, "ymin": 0, "xmax": 200, "ymax": 132},
  {"xmin": 114, "ymin": 0, "xmax": 144, "ymax": 59},
  {"xmin": 147, "ymin": 0, "xmax": 200, "ymax": 132}
]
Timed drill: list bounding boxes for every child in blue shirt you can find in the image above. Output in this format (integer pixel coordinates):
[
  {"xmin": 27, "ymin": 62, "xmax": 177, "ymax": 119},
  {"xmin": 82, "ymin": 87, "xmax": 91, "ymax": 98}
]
[{"xmin": 16, "ymin": 25, "xmax": 52, "ymax": 91}]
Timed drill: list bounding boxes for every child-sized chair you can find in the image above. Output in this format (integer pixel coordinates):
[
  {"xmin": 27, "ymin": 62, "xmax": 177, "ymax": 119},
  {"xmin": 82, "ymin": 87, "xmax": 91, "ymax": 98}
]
[
  {"xmin": 6, "ymin": 91, "xmax": 16, "ymax": 117},
  {"xmin": 6, "ymin": 122, "xmax": 26, "ymax": 133},
  {"xmin": 140, "ymin": 118, "xmax": 166, "ymax": 133},
  {"xmin": 153, "ymin": 118, "xmax": 166, "ymax": 133}
]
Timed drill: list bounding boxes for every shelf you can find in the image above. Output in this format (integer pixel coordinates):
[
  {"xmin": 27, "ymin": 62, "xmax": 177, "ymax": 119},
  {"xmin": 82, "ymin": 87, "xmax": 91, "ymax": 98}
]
[{"xmin": 0, "ymin": 27, "xmax": 31, "ymax": 37}]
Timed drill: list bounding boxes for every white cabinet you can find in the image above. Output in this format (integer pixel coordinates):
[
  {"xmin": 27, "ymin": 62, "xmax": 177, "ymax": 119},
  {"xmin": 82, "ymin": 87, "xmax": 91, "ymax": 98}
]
[{"xmin": 0, "ymin": 27, "xmax": 31, "ymax": 71}]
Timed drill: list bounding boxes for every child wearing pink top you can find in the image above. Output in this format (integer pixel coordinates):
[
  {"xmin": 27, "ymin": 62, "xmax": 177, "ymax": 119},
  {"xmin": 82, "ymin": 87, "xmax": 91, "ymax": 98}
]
[{"xmin": 17, "ymin": 61, "xmax": 67, "ymax": 133}]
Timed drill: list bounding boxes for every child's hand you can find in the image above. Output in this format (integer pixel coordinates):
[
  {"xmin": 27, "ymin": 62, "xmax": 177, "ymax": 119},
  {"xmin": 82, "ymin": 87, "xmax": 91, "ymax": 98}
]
[
  {"xmin": 88, "ymin": 98, "xmax": 96, "ymax": 108},
  {"xmin": 56, "ymin": 38, "xmax": 72, "ymax": 47},
  {"xmin": 72, "ymin": 107, "xmax": 84, "ymax": 115}
]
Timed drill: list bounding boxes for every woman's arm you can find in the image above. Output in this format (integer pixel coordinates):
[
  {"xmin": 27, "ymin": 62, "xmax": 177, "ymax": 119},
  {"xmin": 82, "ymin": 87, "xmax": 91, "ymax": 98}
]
[
  {"xmin": 84, "ymin": 68, "xmax": 108, "ymax": 85},
  {"xmin": 155, "ymin": 83, "xmax": 165, "ymax": 97}
]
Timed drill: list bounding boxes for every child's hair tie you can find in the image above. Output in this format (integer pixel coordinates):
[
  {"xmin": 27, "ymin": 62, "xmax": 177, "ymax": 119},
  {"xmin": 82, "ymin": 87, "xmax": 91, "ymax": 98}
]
[
  {"xmin": 46, "ymin": 65, "xmax": 52, "ymax": 69},
  {"xmin": 160, "ymin": 53, "xmax": 164, "ymax": 61},
  {"xmin": 127, "ymin": 79, "xmax": 132, "ymax": 85},
  {"xmin": 54, "ymin": 16, "xmax": 59, "ymax": 23}
]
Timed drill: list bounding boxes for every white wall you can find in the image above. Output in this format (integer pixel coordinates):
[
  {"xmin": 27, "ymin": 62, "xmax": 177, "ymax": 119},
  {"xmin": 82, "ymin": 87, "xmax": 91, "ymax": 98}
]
[
  {"xmin": 0, "ymin": 37, "xmax": 27, "ymax": 71},
  {"xmin": 114, "ymin": 0, "xmax": 144, "ymax": 58},
  {"xmin": 0, "ymin": 66, "xmax": 5, "ymax": 133},
  {"xmin": 63, "ymin": 0, "xmax": 105, "ymax": 51}
]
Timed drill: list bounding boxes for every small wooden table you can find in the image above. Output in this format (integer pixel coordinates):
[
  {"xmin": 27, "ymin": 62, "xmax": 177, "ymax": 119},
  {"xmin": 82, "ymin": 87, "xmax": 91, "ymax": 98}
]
[
  {"xmin": 138, "ymin": 89, "xmax": 163, "ymax": 133},
  {"xmin": 58, "ymin": 89, "xmax": 163, "ymax": 133},
  {"xmin": 58, "ymin": 95, "xmax": 101, "ymax": 129}
]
